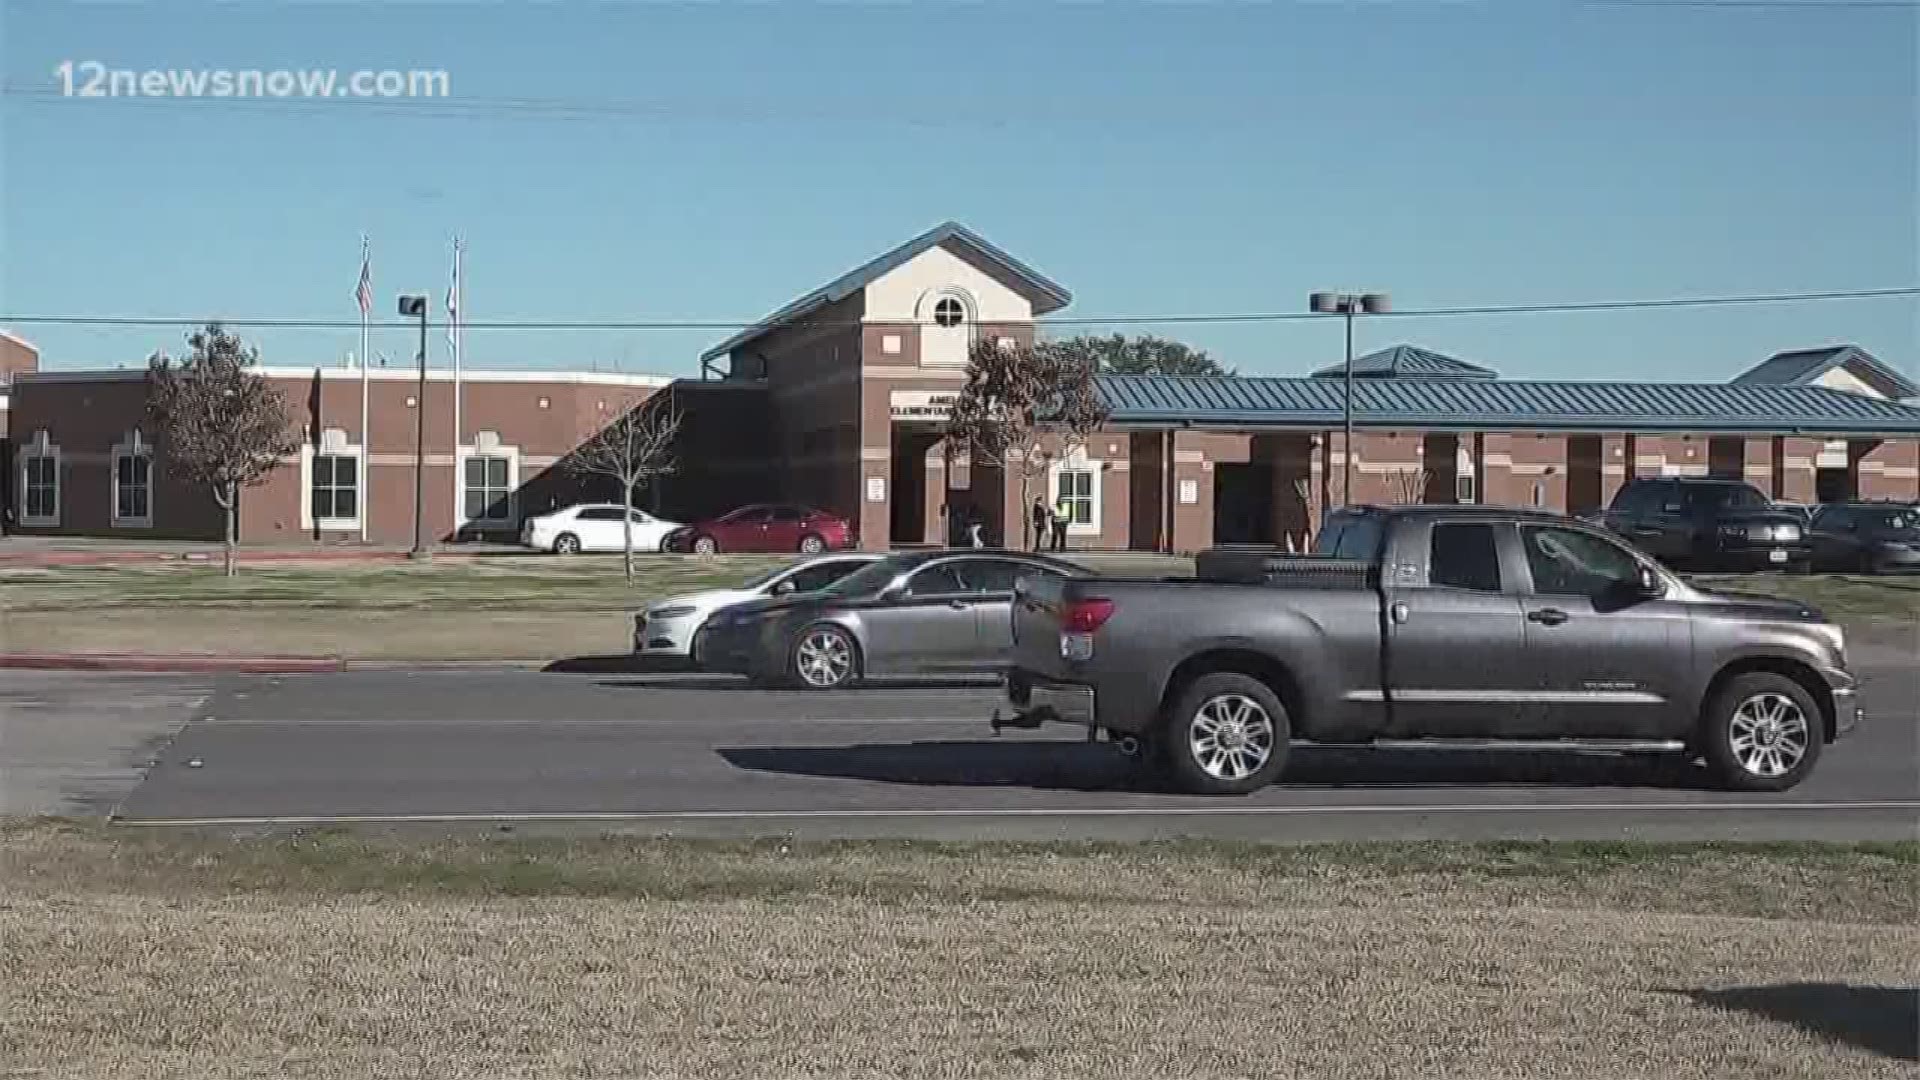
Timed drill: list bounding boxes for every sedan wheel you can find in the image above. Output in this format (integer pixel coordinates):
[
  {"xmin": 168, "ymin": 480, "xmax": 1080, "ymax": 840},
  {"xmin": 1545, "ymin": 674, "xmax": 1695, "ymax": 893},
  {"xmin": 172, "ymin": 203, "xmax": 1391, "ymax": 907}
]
[
  {"xmin": 692, "ymin": 535, "xmax": 719, "ymax": 555},
  {"xmin": 553, "ymin": 533, "xmax": 582, "ymax": 555},
  {"xmin": 1159, "ymin": 673, "xmax": 1290, "ymax": 795},
  {"xmin": 1702, "ymin": 673, "xmax": 1822, "ymax": 792},
  {"xmin": 798, "ymin": 533, "xmax": 826, "ymax": 555},
  {"xmin": 791, "ymin": 626, "xmax": 858, "ymax": 690}
]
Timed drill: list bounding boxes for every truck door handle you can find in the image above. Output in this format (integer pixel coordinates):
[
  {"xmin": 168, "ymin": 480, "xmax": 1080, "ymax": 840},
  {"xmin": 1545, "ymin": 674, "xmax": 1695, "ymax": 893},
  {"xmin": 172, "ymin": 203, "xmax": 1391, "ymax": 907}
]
[
  {"xmin": 1527, "ymin": 608, "xmax": 1569, "ymax": 626},
  {"xmin": 947, "ymin": 599, "xmax": 969, "ymax": 609},
  {"xmin": 1390, "ymin": 602, "xmax": 1409, "ymax": 624}
]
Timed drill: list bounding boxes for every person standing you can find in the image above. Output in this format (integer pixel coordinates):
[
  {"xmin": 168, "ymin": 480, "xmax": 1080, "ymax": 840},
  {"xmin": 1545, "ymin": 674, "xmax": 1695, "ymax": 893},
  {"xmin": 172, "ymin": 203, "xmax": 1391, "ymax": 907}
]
[
  {"xmin": 1051, "ymin": 491, "xmax": 1072, "ymax": 551},
  {"xmin": 1029, "ymin": 495, "xmax": 1050, "ymax": 551}
]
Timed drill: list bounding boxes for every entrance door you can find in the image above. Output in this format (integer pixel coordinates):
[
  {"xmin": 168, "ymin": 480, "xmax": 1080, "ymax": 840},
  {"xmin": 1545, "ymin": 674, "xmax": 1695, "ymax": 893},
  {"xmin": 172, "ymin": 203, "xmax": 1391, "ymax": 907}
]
[{"xmin": 890, "ymin": 428, "xmax": 937, "ymax": 545}]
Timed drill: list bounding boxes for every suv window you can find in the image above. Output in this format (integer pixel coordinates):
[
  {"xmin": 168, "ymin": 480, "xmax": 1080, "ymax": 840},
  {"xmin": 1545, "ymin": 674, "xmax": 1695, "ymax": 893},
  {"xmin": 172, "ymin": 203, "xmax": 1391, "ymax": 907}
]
[
  {"xmin": 1684, "ymin": 483, "xmax": 1767, "ymax": 511},
  {"xmin": 1811, "ymin": 506, "xmax": 1852, "ymax": 531},
  {"xmin": 1522, "ymin": 525, "xmax": 1643, "ymax": 598},
  {"xmin": 1610, "ymin": 480, "xmax": 1662, "ymax": 514},
  {"xmin": 1429, "ymin": 522, "xmax": 1503, "ymax": 593}
]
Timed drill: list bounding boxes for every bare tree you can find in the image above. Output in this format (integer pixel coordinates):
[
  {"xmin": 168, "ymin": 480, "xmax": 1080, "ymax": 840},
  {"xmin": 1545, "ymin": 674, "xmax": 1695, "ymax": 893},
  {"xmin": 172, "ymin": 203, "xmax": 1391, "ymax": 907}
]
[
  {"xmin": 944, "ymin": 337, "xmax": 1109, "ymax": 535},
  {"xmin": 568, "ymin": 393, "xmax": 683, "ymax": 581},
  {"xmin": 1388, "ymin": 467, "xmax": 1431, "ymax": 505},
  {"xmin": 145, "ymin": 324, "xmax": 299, "ymax": 577}
]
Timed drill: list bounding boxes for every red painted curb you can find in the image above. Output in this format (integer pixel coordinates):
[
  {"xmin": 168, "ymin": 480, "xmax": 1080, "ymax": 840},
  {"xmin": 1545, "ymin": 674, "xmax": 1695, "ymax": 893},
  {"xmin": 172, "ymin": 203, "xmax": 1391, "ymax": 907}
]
[{"xmin": 0, "ymin": 653, "xmax": 346, "ymax": 673}]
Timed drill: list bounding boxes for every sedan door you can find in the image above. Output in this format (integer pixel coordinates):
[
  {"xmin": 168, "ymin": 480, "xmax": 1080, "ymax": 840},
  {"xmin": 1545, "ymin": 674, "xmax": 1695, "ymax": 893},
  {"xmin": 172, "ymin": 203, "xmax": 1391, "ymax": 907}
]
[
  {"xmin": 575, "ymin": 508, "xmax": 626, "ymax": 552},
  {"xmin": 948, "ymin": 557, "xmax": 1069, "ymax": 666},
  {"xmin": 858, "ymin": 562, "xmax": 981, "ymax": 673},
  {"xmin": 714, "ymin": 507, "xmax": 774, "ymax": 550},
  {"xmin": 1514, "ymin": 523, "xmax": 1692, "ymax": 740}
]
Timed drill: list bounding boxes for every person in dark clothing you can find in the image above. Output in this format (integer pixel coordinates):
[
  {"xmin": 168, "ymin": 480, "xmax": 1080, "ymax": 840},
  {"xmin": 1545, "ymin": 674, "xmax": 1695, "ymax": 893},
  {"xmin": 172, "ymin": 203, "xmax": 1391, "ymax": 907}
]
[{"xmin": 1030, "ymin": 496, "xmax": 1050, "ymax": 551}]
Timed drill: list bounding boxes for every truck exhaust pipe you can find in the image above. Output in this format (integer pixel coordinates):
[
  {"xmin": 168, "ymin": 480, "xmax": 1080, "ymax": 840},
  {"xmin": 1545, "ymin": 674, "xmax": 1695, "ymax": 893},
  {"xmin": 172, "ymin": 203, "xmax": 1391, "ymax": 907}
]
[{"xmin": 1112, "ymin": 734, "xmax": 1142, "ymax": 758}]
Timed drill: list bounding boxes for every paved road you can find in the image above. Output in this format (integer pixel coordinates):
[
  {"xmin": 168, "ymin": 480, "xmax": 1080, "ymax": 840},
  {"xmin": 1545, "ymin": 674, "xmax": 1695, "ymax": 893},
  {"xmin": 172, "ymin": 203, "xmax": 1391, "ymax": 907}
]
[
  {"xmin": 87, "ymin": 654, "xmax": 1920, "ymax": 841},
  {"xmin": 0, "ymin": 672, "xmax": 211, "ymax": 816}
]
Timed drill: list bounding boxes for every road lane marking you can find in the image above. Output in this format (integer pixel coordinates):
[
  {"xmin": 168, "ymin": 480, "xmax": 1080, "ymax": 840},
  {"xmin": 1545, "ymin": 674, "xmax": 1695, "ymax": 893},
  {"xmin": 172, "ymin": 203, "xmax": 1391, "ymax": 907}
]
[{"xmin": 115, "ymin": 800, "xmax": 1920, "ymax": 827}]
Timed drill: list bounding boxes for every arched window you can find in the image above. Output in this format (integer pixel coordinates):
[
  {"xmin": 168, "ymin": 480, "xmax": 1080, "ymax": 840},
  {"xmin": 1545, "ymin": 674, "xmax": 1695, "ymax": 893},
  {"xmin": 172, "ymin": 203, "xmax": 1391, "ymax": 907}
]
[{"xmin": 933, "ymin": 296, "xmax": 966, "ymax": 328}]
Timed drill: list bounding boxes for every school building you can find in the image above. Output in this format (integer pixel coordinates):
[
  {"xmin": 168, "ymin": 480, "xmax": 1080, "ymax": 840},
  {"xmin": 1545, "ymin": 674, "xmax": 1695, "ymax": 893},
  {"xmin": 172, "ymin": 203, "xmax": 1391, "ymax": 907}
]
[{"xmin": 5, "ymin": 221, "xmax": 1919, "ymax": 551}]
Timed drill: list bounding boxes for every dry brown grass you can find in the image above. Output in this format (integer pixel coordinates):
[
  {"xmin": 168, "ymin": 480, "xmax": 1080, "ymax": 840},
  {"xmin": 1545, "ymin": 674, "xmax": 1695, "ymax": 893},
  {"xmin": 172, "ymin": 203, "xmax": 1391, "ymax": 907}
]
[{"xmin": 2, "ymin": 823, "xmax": 1915, "ymax": 1080}]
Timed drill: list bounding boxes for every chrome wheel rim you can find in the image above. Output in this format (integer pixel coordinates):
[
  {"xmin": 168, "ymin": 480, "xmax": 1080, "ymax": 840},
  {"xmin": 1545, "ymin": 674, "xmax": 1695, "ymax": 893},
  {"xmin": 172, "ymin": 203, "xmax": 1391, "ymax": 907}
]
[
  {"xmin": 800, "ymin": 536, "xmax": 824, "ymax": 553},
  {"xmin": 1187, "ymin": 693, "xmax": 1275, "ymax": 781},
  {"xmin": 1729, "ymin": 691, "xmax": 1810, "ymax": 777},
  {"xmin": 795, "ymin": 630, "xmax": 853, "ymax": 687},
  {"xmin": 556, "ymin": 536, "xmax": 579, "ymax": 554},
  {"xmin": 693, "ymin": 537, "xmax": 716, "ymax": 554}
]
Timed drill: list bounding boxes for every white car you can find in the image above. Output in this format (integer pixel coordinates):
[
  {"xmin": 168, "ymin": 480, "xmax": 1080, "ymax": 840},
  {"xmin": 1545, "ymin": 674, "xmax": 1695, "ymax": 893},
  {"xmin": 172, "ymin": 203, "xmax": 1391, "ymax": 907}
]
[
  {"xmin": 633, "ymin": 552, "xmax": 881, "ymax": 660},
  {"xmin": 521, "ymin": 504, "xmax": 684, "ymax": 554}
]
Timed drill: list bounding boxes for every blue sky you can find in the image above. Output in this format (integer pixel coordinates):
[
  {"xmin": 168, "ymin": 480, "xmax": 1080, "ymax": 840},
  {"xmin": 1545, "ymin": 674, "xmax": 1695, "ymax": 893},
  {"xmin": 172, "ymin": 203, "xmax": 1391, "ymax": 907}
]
[{"xmin": 2, "ymin": 0, "xmax": 1915, "ymax": 383}]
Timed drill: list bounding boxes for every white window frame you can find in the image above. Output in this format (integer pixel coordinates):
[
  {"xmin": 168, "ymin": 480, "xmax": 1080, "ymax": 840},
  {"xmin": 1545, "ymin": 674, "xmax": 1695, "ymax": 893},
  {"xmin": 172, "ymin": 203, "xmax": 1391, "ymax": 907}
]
[
  {"xmin": 1049, "ymin": 453, "xmax": 1102, "ymax": 537},
  {"xmin": 300, "ymin": 429, "xmax": 363, "ymax": 532},
  {"xmin": 18, "ymin": 429, "xmax": 60, "ymax": 527},
  {"xmin": 110, "ymin": 430, "xmax": 154, "ymax": 529},
  {"xmin": 916, "ymin": 287, "xmax": 977, "ymax": 367},
  {"xmin": 456, "ymin": 430, "xmax": 521, "ymax": 530}
]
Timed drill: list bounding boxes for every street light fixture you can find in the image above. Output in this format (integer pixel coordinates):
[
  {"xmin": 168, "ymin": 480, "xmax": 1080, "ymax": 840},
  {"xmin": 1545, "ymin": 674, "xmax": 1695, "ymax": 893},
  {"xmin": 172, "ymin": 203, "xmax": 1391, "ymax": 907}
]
[
  {"xmin": 1309, "ymin": 291, "xmax": 1390, "ymax": 506},
  {"xmin": 398, "ymin": 294, "xmax": 430, "ymax": 559}
]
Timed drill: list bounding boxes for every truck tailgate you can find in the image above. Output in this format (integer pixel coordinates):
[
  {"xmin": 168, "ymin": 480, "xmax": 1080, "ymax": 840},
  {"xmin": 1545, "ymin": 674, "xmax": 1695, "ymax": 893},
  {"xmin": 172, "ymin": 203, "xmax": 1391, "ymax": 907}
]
[{"xmin": 1010, "ymin": 571, "xmax": 1076, "ymax": 681}]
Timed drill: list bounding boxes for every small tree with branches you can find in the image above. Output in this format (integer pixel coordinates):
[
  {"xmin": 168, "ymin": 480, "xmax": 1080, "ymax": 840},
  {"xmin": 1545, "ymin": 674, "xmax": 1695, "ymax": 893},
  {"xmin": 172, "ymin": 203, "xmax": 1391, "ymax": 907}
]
[
  {"xmin": 1388, "ymin": 467, "xmax": 1431, "ymax": 505},
  {"xmin": 567, "ymin": 393, "xmax": 683, "ymax": 581},
  {"xmin": 145, "ymin": 323, "xmax": 299, "ymax": 577},
  {"xmin": 944, "ymin": 337, "xmax": 1109, "ymax": 534}
]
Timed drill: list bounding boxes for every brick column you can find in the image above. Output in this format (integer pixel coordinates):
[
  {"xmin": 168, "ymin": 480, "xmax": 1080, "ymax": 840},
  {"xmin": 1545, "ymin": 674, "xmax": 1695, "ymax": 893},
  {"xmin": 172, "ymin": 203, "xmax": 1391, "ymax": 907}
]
[
  {"xmin": 1742, "ymin": 437, "xmax": 1776, "ymax": 497},
  {"xmin": 1170, "ymin": 429, "xmax": 1213, "ymax": 553},
  {"xmin": 1600, "ymin": 434, "xmax": 1630, "ymax": 505},
  {"xmin": 1478, "ymin": 432, "xmax": 1518, "ymax": 506},
  {"xmin": 1857, "ymin": 438, "xmax": 1920, "ymax": 501},
  {"xmin": 1775, "ymin": 437, "xmax": 1819, "ymax": 503}
]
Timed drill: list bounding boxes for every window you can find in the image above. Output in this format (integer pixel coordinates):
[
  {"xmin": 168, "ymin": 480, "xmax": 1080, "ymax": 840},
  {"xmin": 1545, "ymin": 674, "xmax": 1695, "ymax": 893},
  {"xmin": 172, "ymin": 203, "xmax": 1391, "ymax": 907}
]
[
  {"xmin": 311, "ymin": 455, "xmax": 359, "ymax": 524},
  {"xmin": 932, "ymin": 296, "xmax": 965, "ymax": 328},
  {"xmin": 113, "ymin": 452, "xmax": 152, "ymax": 526},
  {"xmin": 1521, "ymin": 525, "xmax": 1643, "ymax": 599},
  {"xmin": 770, "ymin": 506, "xmax": 806, "ymax": 523},
  {"xmin": 1316, "ymin": 513, "xmax": 1384, "ymax": 561},
  {"xmin": 785, "ymin": 560, "xmax": 866, "ymax": 594},
  {"xmin": 1455, "ymin": 474, "xmax": 1475, "ymax": 504},
  {"xmin": 22, "ymin": 454, "xmax": 58, "ymax": 524},
  {"xmin": 955, "ymin": 558, "xmax": 1059, "ymax": 594},
  {"xmin": 1810, "ymin": 506, "xmax": 1850, "ymax": 532},
  {"xmin": 1429, "ymin": 522, "xmax": 1503, "ymax": 593},
  {"xmin": 1684, "ymin": 483, "xmax": 1766, "ymax": 512},
  {"xmin": 579, "ymin": 507, "xmax": 626, "ymax": 522},
  {"xmin": 1054, "ymin": 468, "xmax": 1096, "ymax": 530},
  {"xmin": 903, "ymin": 563, "xmax": 969, "ymax": 597},
  {"xmin": 463, "ymin": 456, "xmax": 512, "ymax": 523}
]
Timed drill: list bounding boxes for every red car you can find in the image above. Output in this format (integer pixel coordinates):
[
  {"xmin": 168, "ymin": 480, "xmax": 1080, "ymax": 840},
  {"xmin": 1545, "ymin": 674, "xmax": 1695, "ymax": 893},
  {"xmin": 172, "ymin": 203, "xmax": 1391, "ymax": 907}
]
[{"xmin": 663, "ymin": 504, "xmax": 855, "ymax": 555}]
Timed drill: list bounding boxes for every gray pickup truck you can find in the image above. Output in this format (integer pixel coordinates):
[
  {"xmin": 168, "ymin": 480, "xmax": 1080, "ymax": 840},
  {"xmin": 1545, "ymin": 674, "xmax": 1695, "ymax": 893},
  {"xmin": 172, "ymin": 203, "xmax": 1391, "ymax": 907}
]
[{"xmin": 999, "ymin": 505, "xmax": 1860, "ymax": 795}]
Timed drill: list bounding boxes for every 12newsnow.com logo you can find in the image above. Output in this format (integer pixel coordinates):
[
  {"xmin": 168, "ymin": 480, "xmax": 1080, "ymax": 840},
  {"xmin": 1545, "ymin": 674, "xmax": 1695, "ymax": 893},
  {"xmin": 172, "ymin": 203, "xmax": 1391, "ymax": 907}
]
[{"xmin": 56, "ymin": 60, "xmax": 451, "ymax": 100}]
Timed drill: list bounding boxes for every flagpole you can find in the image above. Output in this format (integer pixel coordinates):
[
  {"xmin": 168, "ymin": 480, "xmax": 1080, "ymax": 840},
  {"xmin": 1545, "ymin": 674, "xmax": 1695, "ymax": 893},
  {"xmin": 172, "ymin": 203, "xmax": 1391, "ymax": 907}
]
[
  {"xmin": 449, "ymin": 236, "xmax": 463, "ymax": 534},
  {"xmin": 358, "ymin": 235, "xmax": 371, "ymax": 544}
]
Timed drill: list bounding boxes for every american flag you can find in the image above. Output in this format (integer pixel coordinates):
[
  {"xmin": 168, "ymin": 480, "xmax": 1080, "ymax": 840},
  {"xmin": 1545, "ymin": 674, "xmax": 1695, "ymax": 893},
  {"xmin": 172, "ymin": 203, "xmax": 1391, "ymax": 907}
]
[{"xmin": 354, "ymin": 238, "xmax": 372, "ymax": 317}]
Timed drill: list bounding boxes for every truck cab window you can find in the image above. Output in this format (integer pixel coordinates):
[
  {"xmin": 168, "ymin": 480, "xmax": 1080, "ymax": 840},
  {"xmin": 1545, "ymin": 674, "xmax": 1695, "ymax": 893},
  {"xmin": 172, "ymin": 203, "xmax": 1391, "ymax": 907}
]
[
  {"xmin": 1522, "ymin": 526, "xmax": 1641, "ymax": 598},
  {"xmin": 1429, "ymin": 522, "xmax": 1503, "ymax": 592},
  {"xmin": 1318, "ymin": 514, "xmax": 1383, "ymax": 561}
]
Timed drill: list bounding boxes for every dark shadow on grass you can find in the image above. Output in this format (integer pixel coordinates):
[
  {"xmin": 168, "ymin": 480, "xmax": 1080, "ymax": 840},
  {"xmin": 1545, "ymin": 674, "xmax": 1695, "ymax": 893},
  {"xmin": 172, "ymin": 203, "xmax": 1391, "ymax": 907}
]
[
  {"xmin": 718, "ymin": 741, "xmax": 1711, "ymax": 792},
  {"xmin": 1684, "ymin": 984, "xmax": 1918, "ymax": 1061}
]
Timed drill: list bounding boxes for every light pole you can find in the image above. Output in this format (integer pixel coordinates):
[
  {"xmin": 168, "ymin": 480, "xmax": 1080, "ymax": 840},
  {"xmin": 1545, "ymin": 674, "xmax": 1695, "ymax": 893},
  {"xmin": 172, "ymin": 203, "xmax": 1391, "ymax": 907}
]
[
  {"xmin": 1308, "ymin": 291, "xmax": 1390, "ymax": 506},
  {"xmin": 398, "ymin": 295, "xmax": 430, "ymax": 559}
]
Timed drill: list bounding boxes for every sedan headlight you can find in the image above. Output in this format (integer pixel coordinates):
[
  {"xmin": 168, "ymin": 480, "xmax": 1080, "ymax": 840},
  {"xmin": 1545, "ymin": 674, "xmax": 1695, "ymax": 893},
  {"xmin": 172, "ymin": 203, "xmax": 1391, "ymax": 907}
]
[{"xmin": 649, "ymin": 605, "xmax": 697, "ymax": 619}]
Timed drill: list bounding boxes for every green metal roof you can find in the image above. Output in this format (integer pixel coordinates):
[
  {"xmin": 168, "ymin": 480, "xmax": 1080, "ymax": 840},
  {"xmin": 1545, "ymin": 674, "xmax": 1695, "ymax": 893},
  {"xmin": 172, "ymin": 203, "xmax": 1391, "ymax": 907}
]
[
  {"xmin": 1096, "ymin": 374, "xmax": 1920, "ymax": 435},
  {"xmin": 1731, "ymin": 344, "xmax": 1918, "ymax": 400},
  {"xmin": 1310, "ymin": 344, "xmax": 1497, "ymax": 380}
]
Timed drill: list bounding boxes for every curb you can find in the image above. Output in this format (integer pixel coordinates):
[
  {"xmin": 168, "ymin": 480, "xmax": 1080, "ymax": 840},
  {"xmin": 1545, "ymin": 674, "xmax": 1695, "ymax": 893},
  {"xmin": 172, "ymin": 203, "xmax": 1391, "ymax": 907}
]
[{"xmin": 0, "ymin": 653, "xmax": 346, "ymax": 674}]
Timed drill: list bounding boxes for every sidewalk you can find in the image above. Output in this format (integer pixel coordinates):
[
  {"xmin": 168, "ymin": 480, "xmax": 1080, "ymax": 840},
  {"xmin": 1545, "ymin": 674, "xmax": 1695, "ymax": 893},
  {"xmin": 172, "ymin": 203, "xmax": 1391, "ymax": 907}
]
[{"xmin": 0, "ymin": 537, "xmax": 532, "ymax": 566}]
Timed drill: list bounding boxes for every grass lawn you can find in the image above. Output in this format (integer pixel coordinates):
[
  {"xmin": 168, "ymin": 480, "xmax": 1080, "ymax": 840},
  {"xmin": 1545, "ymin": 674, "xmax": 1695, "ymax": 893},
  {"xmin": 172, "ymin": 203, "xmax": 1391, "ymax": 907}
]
[
  {"xmin": 2, "ymin": 822, "xmax": 1913, "ymax": 1079},
  {"xmin": 0, "ymin": 556, "xmax": 1908, "ymax": 661}
]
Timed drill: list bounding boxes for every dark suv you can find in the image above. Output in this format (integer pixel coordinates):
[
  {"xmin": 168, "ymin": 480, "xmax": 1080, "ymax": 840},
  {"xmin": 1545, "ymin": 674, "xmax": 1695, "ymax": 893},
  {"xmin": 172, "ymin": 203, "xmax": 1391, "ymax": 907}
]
[
  {"xmin": 1807, "ymin": 502, "xmax": 1920, "ymax": 574},
  {"xmin": 1602, "ymin": 477, "xmax": 1810, "ymax": 572}
]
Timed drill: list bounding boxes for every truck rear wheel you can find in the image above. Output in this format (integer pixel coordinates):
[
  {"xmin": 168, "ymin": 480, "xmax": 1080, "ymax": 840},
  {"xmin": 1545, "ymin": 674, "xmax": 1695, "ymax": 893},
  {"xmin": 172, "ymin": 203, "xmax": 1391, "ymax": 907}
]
[{"xmin": 1158, "ymin": 673, "xmax": 1290, "ymax": 795}]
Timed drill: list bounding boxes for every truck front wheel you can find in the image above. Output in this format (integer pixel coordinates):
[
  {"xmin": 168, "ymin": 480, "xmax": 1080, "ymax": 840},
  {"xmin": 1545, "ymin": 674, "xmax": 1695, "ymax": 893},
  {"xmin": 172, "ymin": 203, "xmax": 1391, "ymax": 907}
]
[{"xmin": 1159, "ymin": 673, "xmax": 1291, "ymax": 795}]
